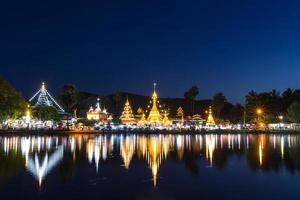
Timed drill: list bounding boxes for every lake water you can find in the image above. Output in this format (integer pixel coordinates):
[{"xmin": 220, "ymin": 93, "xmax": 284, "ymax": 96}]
[{"xmin": 0, "ymin": 133, "xmax": 300, "ymax": 200}]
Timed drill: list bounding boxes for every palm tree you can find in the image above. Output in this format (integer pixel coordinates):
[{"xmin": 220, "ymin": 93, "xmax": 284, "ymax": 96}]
[
  {"xmin": 184, "ymin": 86, "xmax": 199, "ymax": 116},
  {"xmin": 59, "ymin": 85, "xmax": 79, "ymax": 129}
]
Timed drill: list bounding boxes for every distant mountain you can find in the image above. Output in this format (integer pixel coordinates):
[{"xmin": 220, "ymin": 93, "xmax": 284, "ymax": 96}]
[{"xmin": 76, "ymin": 91, "xmax": 212, "ymax": 118}]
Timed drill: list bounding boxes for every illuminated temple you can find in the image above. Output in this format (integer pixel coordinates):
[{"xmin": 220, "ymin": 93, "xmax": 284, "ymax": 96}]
[
  {"xmin": 29, "ymin": 82, "xmax": 65, "ymax": 114},
  {"xmin": 138, "ymin": 83, "xmax": 171, "ymax": 127},
  {"xmin": 120, "ymin": 97, "xmax": 136, "ymax": 125},
  {"xmin": 206, "ymin": 106, "xmax": 215, "ymax": 126},
  {"xmin": 87, "ymin": 98, "xmax": 112, "ymax": 123}
]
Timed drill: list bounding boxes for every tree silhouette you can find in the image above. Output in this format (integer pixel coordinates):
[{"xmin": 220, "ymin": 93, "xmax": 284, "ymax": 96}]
[
  {"xmin": 184, "ymin": 86, "xmax": 199, "ymax": 116},
  {"xmin": 212, "ymin": 92, "xmax": 227, "ymax": 119}
]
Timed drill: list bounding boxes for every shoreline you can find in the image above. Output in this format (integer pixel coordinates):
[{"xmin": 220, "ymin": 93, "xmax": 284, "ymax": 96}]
[{"xmin": 1, "ymin": 129, "xmax": 300, "ymax": 135}]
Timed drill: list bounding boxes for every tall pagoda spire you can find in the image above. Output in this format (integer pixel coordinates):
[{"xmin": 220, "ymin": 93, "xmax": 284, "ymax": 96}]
[
  {"xmin": 147, "ymin": 82, "xmax": 162, "ymax": 125},
  {"xmin": 29, "ymin": 82, "xmax": 65, "ymax": 113},
  {"xmin": 120, "ymin": 97, "xmax": 136, "ymax": 125}
]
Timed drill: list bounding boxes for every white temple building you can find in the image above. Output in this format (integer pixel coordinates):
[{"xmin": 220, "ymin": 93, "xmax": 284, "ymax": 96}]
[{"xmin": 86, "ymin": 98, "xmax": 112, "ymax": 123}]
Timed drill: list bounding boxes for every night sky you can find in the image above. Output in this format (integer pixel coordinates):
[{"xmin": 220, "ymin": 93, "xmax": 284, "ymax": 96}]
[{"xmin": 1, "ymin": 0, "xmax": 300, "ymax": 103}]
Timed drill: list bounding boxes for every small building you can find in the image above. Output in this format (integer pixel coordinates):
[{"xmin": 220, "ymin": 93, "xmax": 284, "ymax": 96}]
[
  {"xmin": 86, "ymin": 98, "xmax": 112, "ymax": 123},
  {"xmin": 191, "ymin": 114, "xmax": 205, "ymax": 125}
]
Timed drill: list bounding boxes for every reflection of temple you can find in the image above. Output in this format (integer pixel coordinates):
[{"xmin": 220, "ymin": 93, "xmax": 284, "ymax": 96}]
[
  {"xmin": 137, "ymin": 135, "xmax": 171, "ymax": 186},
  {"xmin": 87, "ymin": 98, "xmax": 112, "ymax": 123},
  {"xmin": 120, "ymin": 135, "xmax": 135, "ymax": 169},
  {"xmin": 1, "ymin": 134, "xmax": 300, "ymax": 189},
  {"xmin": 26, "ymin": 146, "xmax": 64, "ymax": 186},
  {"xmin": 86, "ymin": 136, "xmax": 114, "ymax": 172}
]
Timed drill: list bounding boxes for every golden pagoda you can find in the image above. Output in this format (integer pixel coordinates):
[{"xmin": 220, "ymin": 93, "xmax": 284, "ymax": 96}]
[
  {"xmin": 162, "ymin": 112, "xmax": 172, "ymax": 127},
  {"xmin": 147, "ymin": 83, "xmax": 162, "ymax": 126},
  {"xmin": 135, "ymin": 107, "xmax": 144, "ymax": 120},
  {"xmin": 206, "ymin": 106, "xmax": 215, "ymax": 126},
  {"xmin": 137, "ymin": 112, "xmax": 147, "ymax": 126},
  {"xmin": 120, "ymin": 97, "xmax": 136, "ymax": 125},
  {"xmin": 177, "ymin": 106, "xmax": 184, "ymax": 125}
]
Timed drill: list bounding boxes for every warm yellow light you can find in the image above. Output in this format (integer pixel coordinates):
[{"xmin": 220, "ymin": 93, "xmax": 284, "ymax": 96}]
[
  {"xmin": 26, "ymin": 104, "xmax": 31, "ymax": 123},
  {"xmin": 278, "ymin": 115, "xmax": 283, "ymax": 120},
  {"xmin": 41, "ymin": 82, "xmax": 45, "ymax": 90},
  {"xmin": 260, "ymin": 123, "xmax": 265, "ymax": 128},
  {"xmin": 256, "ymin": 108, "xmax": 263, "ymax": 115}
]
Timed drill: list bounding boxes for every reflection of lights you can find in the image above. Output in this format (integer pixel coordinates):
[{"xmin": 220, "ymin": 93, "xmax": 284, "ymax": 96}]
[
  {"xmin": 27, "ymin": 145, "xmax": 64, "ymax": 187},
  {"xmin": 1, "ymin": 134, "xmax": 300, "ymax": 187},
  {"xmin": 259, "ymin": 144, "xmax": 263, "ymax": 166},
  {"xmin": 86, "ymin": 136, "xmax": 112, "ymax": 172},
  {"xmin": 246, "ymin": 135, "xmax": 249, "ymax": 149},
  {"xmin": 176, "ymin": 135, "xmax": 184, "ymax": 160},
  {"xmin": 206, "ymin": 135, "xmax": 216, "ymax": 166},
  {"xmin": 120, "ymin": 135, "xmax": 135, "ymax": 169},
  {"xmin": 281, "ymin": 136, "xmax": 284, "ymax": 159},
  {"xmin": 258, "ymin": 135, "xmax": 264, "ymax": 166}
]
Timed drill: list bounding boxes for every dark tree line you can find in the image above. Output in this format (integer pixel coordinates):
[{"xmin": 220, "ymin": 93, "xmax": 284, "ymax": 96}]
[
  {"xmin": 245, "ymin": 89, "xmax": 300, "ymax": 123},
  {"xmin": 2, "ymin": 76, "xmax": 300, "ymax": 125},
  {"xmin": 0, "ymin": 77, "xmax": 27, "ymax": 122}
]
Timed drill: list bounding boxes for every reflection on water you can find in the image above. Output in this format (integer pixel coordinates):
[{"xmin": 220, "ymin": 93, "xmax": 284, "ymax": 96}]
[{"xmin": 1, "ymin": 133, "xmax": 300, "ymax": 188}]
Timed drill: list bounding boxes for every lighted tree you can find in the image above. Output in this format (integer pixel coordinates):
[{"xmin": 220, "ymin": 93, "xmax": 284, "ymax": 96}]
[
  {"xmin": 120, "ymin": 98, "xmax": 136, "ymax": 125},
  {"xmin": 177, "ymin": 106, "xmax": 184, "ymax": 124},
  {"xmin": 177, "ymin": 106, "xmax": 184, "ymax": 117}
]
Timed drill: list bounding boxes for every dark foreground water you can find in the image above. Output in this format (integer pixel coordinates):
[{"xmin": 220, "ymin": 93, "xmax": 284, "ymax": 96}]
[{"xmin": 0, "ymin": 133, "xmax": 300, "ymax": 200}]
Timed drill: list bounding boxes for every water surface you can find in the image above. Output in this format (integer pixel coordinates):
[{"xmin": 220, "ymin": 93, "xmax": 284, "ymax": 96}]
[{"xmin": 0, "ymin": 133, "xmax": 300, "ymax": 200}]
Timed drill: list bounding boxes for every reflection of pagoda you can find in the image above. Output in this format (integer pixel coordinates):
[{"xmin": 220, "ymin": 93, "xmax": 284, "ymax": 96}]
[
  {"xmin": 136, "ymin": 135, "xmax": 171, "ymax": 187},
  {"xmin": 87, "ymin": 98, "xmax": 112, "ymax": 123},
  {"xmin": 26, "ymin": 146, "xmax": 64, "ymax": 187},
  {"xmin": 206, "ymin": 106, "xmax": 215, "ymax": 126},
  {"xmin": 120, "ymin": 135, "xmax": 135, "ymax": 169}
]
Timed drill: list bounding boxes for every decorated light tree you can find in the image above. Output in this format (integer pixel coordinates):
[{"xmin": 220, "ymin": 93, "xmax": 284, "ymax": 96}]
[
  {"xmin": 120, "ymin": 97, "xmax": 136, "ymax": 125},
  {"xmin": 177, "ymin": 106, "xmax": 184, "ymax": 125},
  {"xmin": 206, "ymin": 106, "xmax": 216, "ymax": 126},
  {"xmin": 29, "ymin": 82, "xmax": 65, "ymax": 114}
]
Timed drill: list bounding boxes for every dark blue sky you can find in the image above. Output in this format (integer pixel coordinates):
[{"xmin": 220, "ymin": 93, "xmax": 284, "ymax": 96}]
[{"xmin": 1, "ymin": 0, "xmax": 300, "ymax": 103}]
